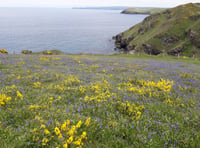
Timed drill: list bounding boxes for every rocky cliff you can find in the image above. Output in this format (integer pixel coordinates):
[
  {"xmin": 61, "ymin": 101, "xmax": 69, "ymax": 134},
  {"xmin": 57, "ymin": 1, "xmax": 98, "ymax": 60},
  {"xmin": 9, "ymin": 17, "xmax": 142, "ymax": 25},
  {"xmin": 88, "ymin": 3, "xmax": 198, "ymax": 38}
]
[{"xmin": 114, "ymin": 3, "xmax": 200, "ymax": 57}]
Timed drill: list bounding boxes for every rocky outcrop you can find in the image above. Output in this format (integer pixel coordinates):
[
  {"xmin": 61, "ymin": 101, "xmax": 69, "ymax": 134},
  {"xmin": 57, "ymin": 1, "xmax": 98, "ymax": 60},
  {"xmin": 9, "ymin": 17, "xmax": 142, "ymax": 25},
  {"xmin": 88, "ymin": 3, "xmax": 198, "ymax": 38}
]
[
  {"xmin": 142, "ymin": 44, "xmax": 162, "ymax": 55},
  {"xmin": 155, "ymin": 34, "xmax": 180, "ymax": 46},
  {"xmin": 138, "ymin": 22, "xmax": 154, "ymax": 35},
  {"xmin": 188, "ymin": 29, "xmax": 200, "ymax": 48},
  {"xmin": 167, "ymin": 47, "xmax": 184, "ymax": 56},
  {"xmin": 114, "ymin": 34, "xmax": 135, "ymax": 52}
]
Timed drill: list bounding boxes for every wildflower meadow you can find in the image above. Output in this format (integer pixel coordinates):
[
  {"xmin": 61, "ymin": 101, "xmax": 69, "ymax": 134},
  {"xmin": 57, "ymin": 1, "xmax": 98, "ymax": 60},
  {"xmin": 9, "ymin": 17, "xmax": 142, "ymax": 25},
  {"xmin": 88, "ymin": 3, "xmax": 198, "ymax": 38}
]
[{"xmin": 0, "ymin": 54, "xmax": 200, "ymax": 147}]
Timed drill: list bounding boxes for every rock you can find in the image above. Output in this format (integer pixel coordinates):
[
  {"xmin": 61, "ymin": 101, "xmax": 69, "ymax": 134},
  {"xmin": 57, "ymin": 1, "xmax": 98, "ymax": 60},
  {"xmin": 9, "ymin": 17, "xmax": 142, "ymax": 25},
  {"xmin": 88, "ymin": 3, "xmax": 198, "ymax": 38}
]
[
  {"xmin": 114, "ymin": 34, "xmax": 135, "ymax": 52},
  {"xmin": 189, "ymin": 15, "xmax": 200, "ymax": 20},
  {"xmin": 187, "ymin": 29, "xmax": 200, "ymax": 48},
  {"xmin": 142, "ymin": 44, "xmax": 162, "ymax": 55},
  {"xmin": 167, "ymin": 47, "xmax": 183, "ymax": 56},
  {"xmin": 155, "ymin": 35, "xmax": 179, "ymax": 46}
]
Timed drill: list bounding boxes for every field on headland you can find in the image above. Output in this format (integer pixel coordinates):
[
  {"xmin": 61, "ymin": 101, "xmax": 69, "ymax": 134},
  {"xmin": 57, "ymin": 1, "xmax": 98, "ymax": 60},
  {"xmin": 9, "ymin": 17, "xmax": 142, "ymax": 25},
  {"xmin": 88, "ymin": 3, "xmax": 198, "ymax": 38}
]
[{"xmin": 0, "ymin": 54, "xmax": 200, "ymax": 147}]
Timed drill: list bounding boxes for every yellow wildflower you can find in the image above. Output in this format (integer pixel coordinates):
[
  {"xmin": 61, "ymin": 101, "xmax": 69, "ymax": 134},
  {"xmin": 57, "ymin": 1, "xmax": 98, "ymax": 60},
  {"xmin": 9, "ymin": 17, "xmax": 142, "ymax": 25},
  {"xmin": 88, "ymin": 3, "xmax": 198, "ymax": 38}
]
[
  {"xmin": 58, "ymin": 134, "xmax": 63, "ymax": 139},
  {"xmin": 33, "ymin": 82, "xmax": 42, "ymax": 88},
  {"xmin": 61, "ymin": 123, "xmax": 67, "ymax": 131},
  {"xmin": 85, "ymin": 117, "xmax": 91, "ymax": 127},
  {"xmin": 67, "ymin": 136, "xmax": 73, "ymax": 144},
  {"xmin": 17, "ymin": 75, "xmax": 21, "ymax": 79},
  {"xmin": 33, "ymin": 128, "xmax": 38, "ymax": 133},
  {"xmin": 42, "ymin": 137, "xmax": 49, "ymax": 145},
  {"xmin": 17, "ymin": 91, "xmax": 23, "ymax": 99},
  {"xmin": 63, "ymin": 143, "xmax": 68, "ymax": 148},
  {"xmin": 40, "ymin": 124, "xmax": 46, "ymax": 129},
  {"xmin": 166, "ymin": 99, "xmax": 172, "ymax": 104},
  {"xmin": 136, "ymin": 105, "xmax": 144, "ymax": 111},
  {"xmin": 76, "ymin": 120, "xmax": 82, "ymax": 129},
  {"xmin": 81, "ymin": 131, "xmax": 87, "ymax": 139},
  {"xmin": 29, "ymin": 105, "xmax": 41, "ymax": 109},
  {"xmin": 54, "ymin": 127, "xmax": 61, "ymax": 135},
  {"xmin": 0, "ymin": 93, "xmax": 12, "ymax": 106},
  {"xmin": 61, "ymin": 119, "xmax": 70, "ymax": 131},
  {"xmin": 135, "ymin": 111, "xmax": 141, "ymax": 120},
  {"xmin": 68, "ymin": 126, "xmax": 76, "ymax": 136},
  {"xmin": 73, "ymin": 139, "xmax": 82, "ymax": 146},
  {"xmin": 44, "ymin": 129, "xmax": 50, "ymax": 135}
]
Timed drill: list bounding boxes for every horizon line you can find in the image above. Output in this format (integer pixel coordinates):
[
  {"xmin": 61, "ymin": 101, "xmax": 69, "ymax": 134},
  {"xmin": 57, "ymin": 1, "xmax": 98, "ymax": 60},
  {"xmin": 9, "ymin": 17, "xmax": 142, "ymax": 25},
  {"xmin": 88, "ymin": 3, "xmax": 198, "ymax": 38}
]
[{"xmin": 0, "ymin": 5, "xmax": 170, "ymax": 8}]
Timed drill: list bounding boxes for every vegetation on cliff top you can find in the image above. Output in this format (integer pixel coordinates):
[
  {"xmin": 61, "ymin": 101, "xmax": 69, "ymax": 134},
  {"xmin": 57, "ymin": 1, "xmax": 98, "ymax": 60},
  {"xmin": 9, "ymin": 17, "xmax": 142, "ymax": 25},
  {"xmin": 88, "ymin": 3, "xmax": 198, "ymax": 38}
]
[
  {"xmin": 115, "ymin": 3, "xmax": 200, "ymax": 57},
  {"xmin": 121, "ymin": 8, "xmax": 165, "ymax": 15}
]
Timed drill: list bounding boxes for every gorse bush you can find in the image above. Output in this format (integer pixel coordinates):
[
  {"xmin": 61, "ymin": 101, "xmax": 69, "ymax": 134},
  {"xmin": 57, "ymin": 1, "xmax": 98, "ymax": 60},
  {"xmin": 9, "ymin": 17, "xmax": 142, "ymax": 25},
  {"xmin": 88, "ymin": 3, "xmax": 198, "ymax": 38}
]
[{"xmin": 0, "ymin": 49, "xmax": 8, "ymax": 54}]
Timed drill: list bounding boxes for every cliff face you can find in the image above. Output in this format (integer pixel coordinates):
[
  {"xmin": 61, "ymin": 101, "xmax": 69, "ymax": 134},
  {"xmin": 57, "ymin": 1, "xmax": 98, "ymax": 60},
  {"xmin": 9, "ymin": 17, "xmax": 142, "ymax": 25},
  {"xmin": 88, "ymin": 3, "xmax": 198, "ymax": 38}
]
[{"xmin": 114, "ymin": 3, "xmax": 200, "ymax": 56}]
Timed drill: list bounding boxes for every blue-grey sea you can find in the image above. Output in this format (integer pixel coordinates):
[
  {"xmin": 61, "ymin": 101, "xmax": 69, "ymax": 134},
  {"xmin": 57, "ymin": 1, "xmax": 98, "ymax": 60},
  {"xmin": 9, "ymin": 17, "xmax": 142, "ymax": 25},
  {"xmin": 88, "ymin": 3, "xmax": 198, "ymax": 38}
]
[{"xmin": 0, "ymin": 8, "xmax": 147, "ymax": 54}]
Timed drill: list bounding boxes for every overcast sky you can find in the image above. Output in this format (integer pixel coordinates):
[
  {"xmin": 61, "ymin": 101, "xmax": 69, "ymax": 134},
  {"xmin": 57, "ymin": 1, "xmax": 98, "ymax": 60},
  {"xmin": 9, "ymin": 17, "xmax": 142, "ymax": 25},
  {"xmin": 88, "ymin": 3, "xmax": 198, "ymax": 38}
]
[{"xmin": 0, "ymin": 0, "xmax": 199, "ymax": 8}]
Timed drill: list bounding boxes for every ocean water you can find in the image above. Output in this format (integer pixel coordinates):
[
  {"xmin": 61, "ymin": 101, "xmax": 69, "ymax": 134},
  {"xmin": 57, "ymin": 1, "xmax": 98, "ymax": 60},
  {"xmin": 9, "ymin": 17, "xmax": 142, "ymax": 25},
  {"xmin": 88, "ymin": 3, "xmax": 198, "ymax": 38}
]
[{"xmin": 0, "ymin": 8, "xmax": 147, "ymax": 54}]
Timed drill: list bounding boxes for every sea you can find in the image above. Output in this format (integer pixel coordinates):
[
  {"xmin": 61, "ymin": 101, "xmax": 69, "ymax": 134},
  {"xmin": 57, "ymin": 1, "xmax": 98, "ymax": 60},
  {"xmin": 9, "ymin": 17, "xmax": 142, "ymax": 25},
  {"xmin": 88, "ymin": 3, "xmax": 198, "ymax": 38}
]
[{"xmin": 0, "ymin": 8, "xmax": 147, "ymax": 54}]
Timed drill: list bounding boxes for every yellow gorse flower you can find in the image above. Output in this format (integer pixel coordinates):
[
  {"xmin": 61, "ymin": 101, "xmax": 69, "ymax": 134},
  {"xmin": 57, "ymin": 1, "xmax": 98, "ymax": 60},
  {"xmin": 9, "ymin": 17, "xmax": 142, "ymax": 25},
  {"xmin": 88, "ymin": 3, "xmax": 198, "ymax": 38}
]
[
  {"xmin": 63, "ymin": 143, "xmax": 68, "ymax": 148},
  {"xmin": 29, "ymin": 105, "xmax": 41, "ymax": 109},
  {"xmin": 68, "ymin": 125, "xmax": 76, "ymax": 136},
  {"xmin": 55, "ymin": 127, "xmax": 63, "ymax": 139},
  {"xmin": 67, "ymin": 136, "xmax": 73, "ymax": 144},
  {"xmin": 61, "ymin": 119, "xmax": 70, "ymax": 131},
  {"xmin": 166, "ymin": 98, "xmax": 172, "ymax": 104},
  {"xmin": 58, "ymin": 134, "xmax": 63, "ymax": 139},
  {"xmin": 33, "ymin": 128, "xmax": 38, "ymax": 133},
  {"xmin": 85, "ymin": 118, "xmax": 91, "ymax": 127},
  {"xmin": 80, "ymin": 131, "xmax": 87, "ymax": 139},
  {"xmin": 75, "ymin": 120, "xmax": 82, "ymax": 129},
  {"xmin": 0, "ymin": 93, "xmax": 12, "ymax": 106},
  {"xmin": 73, "ymin": 139, "xmax": 82, "ymax": 146},
  {"xmin": 0, "ymin": 49, "xmax": 8, "ymax": 54},
  {"xmin": 33, "ymin": 82, "xmax": 42, "ymax": 88},
  {"xmin": 42, "ymin": 137, "xmax": 49, "ymax": 145},
  {"xmin": 40, "ymin": 124, "xmax": 46, "ymax": 129},
  {"xmin": 54, "ymin": 127, "xmax": 61, "ymax": 135},
  {"xmin": 44, "ymin": 129, "xmax": 50, "ymax": 135},
  {"xmin": 137, "ymin": 79, "xmax": 173, "ymax": 92}
]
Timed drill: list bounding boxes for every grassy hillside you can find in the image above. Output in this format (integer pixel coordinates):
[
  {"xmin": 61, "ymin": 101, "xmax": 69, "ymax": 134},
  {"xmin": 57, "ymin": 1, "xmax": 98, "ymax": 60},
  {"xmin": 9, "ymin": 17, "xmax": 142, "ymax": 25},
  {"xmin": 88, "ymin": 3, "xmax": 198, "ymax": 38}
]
[
  {"xmin": 121, "ymin": 8, "xmax": 165, "ymax": 14},
  {"xmin": 115, "ymin": 3, "xmax": 200, "ymax": 57},
  {"xmin": 0, "ymin": 54, "xmax": 200, "ymax": 147}
]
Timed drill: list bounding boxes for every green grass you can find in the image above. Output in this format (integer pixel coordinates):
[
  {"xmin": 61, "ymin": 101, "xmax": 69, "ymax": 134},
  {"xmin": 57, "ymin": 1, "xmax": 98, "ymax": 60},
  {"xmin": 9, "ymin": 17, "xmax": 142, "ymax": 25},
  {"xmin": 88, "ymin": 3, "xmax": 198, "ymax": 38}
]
[
  {"xmin": 0, "ymin": 54, "xmax": 200, "ymax": 147},
  {"xmin": 122, "ymin": 8, "xmax": 165, "ymax": 14}
]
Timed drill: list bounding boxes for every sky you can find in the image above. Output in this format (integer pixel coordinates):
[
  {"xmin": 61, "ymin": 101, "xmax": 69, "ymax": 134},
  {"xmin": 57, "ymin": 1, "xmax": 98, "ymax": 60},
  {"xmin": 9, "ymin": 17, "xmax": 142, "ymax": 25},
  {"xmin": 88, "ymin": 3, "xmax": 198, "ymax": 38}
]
[{"xmin": 0, "ymin": 0, "xmax": 199, "ymax": 8}]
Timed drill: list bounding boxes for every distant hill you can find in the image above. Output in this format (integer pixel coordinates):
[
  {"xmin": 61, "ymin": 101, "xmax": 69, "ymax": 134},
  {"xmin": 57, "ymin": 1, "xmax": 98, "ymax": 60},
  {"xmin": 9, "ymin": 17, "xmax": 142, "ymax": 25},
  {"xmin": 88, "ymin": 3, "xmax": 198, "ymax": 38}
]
[
  {"xmin": 72, "ymin": 6, "xmax": 128, "ymax": 10},
  {"xmin": 114, "ymin": 3, "xmax": 200, "ymax": 57},
  {"xmin": 121, "ymin": 8, "xmax": 165, "ymax": 15}
]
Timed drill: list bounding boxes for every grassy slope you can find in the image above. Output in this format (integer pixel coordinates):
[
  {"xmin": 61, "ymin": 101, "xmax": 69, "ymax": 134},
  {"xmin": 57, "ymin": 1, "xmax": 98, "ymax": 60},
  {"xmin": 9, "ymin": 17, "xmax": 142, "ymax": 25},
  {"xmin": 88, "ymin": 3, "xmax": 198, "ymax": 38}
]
[
  {"xmin": 0, "ymin": 54, "xmax": 200, "ymax": 147},
  {"xmin": 121, "ymin": 8, "xmax": 165, "ymax": 14},
  {"xmin": 120, "ymin": 3, "xmax": 200, "ymax": 56}
]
